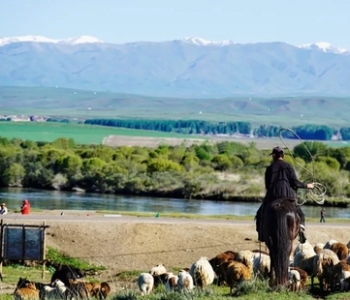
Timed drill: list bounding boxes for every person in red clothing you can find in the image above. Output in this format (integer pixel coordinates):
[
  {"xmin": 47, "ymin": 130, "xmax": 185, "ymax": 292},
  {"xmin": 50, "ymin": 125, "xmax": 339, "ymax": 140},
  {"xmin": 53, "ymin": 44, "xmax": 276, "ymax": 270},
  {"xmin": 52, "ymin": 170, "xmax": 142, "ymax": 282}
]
[{"xmin": 21, "ymin": 199, "xmax": 30, "ymax": 215}]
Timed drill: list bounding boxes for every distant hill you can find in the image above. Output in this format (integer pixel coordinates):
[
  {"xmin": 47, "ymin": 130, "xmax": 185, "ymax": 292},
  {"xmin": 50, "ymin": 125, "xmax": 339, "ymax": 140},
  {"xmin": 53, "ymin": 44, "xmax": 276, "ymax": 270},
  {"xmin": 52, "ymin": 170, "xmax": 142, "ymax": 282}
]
[
  {"xmin": 1, "ymin": 36, "xmax": 350, "ymax": 97},
  {"xmin": 1, "ymin": 86, "xmax": 350, "ymax": 126}
]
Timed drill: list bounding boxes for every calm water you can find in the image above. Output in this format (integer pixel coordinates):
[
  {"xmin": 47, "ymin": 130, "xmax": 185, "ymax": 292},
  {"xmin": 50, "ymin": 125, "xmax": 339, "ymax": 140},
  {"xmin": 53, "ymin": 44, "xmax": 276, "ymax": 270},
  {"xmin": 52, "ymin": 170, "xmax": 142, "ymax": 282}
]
[{"xmin": 0, "ymin": 188, "xmax": 349, "ymax": 219}]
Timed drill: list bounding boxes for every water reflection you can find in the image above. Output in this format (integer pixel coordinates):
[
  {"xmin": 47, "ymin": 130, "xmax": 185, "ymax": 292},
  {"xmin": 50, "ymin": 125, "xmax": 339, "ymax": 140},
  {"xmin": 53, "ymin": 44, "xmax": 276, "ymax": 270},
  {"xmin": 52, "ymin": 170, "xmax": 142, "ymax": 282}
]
[{"xmin": 0, "ymin": 188, "xmax": 348, "ymax": 219}]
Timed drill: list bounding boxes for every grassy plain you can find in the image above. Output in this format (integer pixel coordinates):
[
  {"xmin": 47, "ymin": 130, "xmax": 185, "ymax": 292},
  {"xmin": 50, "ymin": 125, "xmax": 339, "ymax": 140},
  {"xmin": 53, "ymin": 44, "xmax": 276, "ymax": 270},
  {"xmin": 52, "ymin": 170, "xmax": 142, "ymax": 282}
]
[
  {"xmin": 0, "ymin": 122, "xmax": 204, "ymax": 145},
  {"xmin": 1, "ymin": 86, "xmax": 350, "ymax": 127}
]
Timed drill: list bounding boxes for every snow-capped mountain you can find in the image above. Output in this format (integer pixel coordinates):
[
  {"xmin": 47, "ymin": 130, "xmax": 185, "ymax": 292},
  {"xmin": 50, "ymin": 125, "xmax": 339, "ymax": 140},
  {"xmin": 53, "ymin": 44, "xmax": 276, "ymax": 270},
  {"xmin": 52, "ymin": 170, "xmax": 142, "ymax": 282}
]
[
  {"xmin": 182, "ymin": 36, "xmax": 234, "ymax": 46},
  {"xmin": 298, "ymin": 42, "xmax": 349, "ymax": 54},
  {"xmin": 0, "ymin": 35, "xmax": 103, "ymax": 47},
  {"xmin": 1, "ymin": 36, "xmax": 350, "ymax": 97}
]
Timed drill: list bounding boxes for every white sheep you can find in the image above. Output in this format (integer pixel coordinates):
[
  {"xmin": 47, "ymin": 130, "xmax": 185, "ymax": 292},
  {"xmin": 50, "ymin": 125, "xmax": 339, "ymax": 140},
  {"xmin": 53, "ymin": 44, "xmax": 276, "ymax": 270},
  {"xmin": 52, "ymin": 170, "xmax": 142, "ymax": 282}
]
[
  {"xmin": 177, "ymin": 270, "xmax": 194, "ymax": 292},
  {"xmin": 288, "ymin": 268, "xmax": 301, "ymax": 292},
  {"xmin": 190, "ymin": 256, "xmax": 215, "ymax": 289},
  {"xmin": 253, "ymin": 252, "xmax": 271, "ymax": 279},
  {"xmin": 149, "ymin": 264, "xmax": 167, "ymax": 276},
  {"xmin": 292, "ymin": 240, "xmax": 316, "ymax": 275},
  {"xmin": 137, "ymin": 273, "xmax": 154, "ymax": 295},
  {"xmin": 43, "ymin": 279, "xmax": 67, "ymax": 299}
]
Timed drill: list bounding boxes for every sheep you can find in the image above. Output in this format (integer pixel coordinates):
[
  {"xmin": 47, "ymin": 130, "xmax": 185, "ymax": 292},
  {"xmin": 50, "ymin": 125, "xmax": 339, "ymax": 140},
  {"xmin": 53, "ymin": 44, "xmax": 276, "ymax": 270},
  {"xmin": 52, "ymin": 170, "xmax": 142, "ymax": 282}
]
[
  {"xmin": 289, "ymin": 267, "xmax": 308, "ymax": 291},
  {"xmin": 235, "ymin": 250, "xmax": 255, "ymax": 274},
  {"xmin": 177, "ymin": 270, "xmax": 194, "ymax": 292},
  {"xmin": 209, "ymin": 251, "xmax": 237, "ymax": 274},
  {"xmin": 225, "ymin": 260, "xmax": 251, "ymax": 295},
  {"xmin": 43, "ymin": 279, "xmax": 66, "ymax": 299},
  {"xmin": 66, "ymin": 279, "xmax": 91, "ymax": 299},
  {"xmin": 14, "ymin": 282, "xmax": 39, "ymax": 300},
  {"xmin": 165, "ymin": 272, "xmax": 178, "ymax": 292},
  {"xmin": 288, "ymin": 269, "xmax": 301, "ymax": 292},
  {"xmin": 98, "ymin": 282, "xmax": 111, "ymax": 299},
  {"xmin": 190, "ymin": 256, "xmax": 215, "ymax": 289},
  {"xmin": 292, "ymin": 240, "xmax": 316, "ymax": 275},
  {"xmin": 149, "ymin": 264, "xmax": 167, "ymax": 276},
  {"xmin": 253, "ymin": 252, "xmax": 271, "ymax": 279},
  {"xmin": 312, "ymin": 248, "xmax": 340, "ymax": 291},
  {"xmin": 294, "ymin": 240, "xmax": 314, "ymax": 257},
  {"xmin": 323, "ymin": 239, "xmax": 338, "ymax": 249},
  {"xmin": 314, "ymin": 243, "xmax": 326, "ymax": 254},
  {"xmin": 137, "ymin": 273, "xmax": 154, "ymax": 295},
  {"xmin": 325, "ymin": 260, "xmax": 350, "ymax": 292},
  {"xmin": 330, "ymin": 242, "xmax": 349, "ymax": 261}
]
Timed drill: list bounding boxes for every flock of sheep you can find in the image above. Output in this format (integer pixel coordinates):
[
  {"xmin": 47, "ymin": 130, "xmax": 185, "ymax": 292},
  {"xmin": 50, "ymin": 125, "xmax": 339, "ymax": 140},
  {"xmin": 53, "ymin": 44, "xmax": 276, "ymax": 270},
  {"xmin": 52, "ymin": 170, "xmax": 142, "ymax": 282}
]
[{"xmin": 137, "ymin": 239, "xmax": 350, "ymax": 296}]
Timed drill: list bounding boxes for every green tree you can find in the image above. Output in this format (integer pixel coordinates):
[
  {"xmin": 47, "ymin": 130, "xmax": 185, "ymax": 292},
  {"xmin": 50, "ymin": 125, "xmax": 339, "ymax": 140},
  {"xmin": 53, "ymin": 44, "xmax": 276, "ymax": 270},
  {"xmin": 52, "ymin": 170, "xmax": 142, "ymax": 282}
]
[{"xmin": 2, "ymin": 163, "xmax": 25, "ymax": 186}]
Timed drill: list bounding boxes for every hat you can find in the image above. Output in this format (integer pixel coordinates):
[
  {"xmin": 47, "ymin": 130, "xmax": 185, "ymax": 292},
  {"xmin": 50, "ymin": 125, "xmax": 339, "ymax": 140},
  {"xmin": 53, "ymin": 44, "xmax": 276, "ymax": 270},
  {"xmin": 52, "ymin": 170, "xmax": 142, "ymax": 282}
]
[
  {"xmin": 269, "ymin": 146, "xmax": 284, "ymax": 155},
  {"xmin": 1, "ymin": 203, "xmax": 5, "ymax": 206}
]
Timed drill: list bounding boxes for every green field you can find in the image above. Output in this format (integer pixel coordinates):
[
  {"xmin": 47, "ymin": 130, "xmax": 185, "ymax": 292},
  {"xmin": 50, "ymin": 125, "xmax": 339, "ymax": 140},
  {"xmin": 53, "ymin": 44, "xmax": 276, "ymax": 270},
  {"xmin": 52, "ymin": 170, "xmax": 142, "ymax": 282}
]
[{"xmin": 0, "ymin": 122, "xmax": 204, "ymax": 144}]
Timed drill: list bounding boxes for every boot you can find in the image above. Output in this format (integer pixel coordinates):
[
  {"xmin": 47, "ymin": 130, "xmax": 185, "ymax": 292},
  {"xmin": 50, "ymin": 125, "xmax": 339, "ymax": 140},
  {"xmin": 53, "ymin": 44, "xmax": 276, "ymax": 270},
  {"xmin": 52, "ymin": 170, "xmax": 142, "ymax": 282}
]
[{"xmin": 299, "ymin": 224, "xmax": 307, "ymax": 243}]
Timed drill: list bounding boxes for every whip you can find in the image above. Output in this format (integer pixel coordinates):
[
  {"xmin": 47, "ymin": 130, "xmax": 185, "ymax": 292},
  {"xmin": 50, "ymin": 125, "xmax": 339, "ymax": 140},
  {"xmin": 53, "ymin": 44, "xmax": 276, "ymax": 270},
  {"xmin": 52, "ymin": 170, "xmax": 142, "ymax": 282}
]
[{"xmin": 278, "ymin": 128, "xmax": 327, "ymax": 205}]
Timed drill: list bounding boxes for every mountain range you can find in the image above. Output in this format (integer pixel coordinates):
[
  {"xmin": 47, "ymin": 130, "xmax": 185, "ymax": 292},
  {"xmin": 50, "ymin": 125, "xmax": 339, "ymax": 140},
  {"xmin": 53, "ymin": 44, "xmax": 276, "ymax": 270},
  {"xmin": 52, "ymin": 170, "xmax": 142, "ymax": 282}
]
[{"xmin": 1, "ymin": 35, "xmax": 350, "ymax": 97}]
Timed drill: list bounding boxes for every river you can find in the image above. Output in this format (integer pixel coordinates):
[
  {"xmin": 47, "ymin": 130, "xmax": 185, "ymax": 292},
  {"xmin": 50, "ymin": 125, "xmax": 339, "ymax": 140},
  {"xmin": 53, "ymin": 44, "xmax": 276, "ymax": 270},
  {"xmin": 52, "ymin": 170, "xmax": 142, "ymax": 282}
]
[{"xmin": 0, "ymin": 188, "xmax": 349, "ymax": 219}]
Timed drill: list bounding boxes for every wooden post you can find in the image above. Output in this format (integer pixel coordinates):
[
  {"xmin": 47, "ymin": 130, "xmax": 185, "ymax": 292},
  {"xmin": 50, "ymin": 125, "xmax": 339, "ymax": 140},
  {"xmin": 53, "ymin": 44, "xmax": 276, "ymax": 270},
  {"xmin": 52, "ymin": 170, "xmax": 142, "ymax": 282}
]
[{"xmin": 41, "ymin": 221, "xmax": 46, "ymax": 279}]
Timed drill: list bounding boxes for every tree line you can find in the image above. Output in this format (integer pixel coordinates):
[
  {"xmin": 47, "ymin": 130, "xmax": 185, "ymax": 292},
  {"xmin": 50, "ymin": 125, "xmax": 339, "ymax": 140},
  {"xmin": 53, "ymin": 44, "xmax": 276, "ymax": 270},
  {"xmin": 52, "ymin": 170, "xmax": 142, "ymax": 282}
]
[
  {"xmin": 1, "ymin": 136, "xmax": 350, "ymax": 204},
  {"xmin": 84, "ymin": 119, "xmax": 350, "ymax": 141}
]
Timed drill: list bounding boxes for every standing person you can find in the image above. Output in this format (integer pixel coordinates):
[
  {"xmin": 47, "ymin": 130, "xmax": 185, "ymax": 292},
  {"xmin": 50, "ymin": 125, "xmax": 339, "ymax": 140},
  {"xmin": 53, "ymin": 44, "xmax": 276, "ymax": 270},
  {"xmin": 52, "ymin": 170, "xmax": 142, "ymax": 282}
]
[
  {"xmin": 0, "ymin": 203, "xmax": 8, "ymax": 215},
  {"xmin": 256, "ymin": 146, "xmax": 314, "ymax": 243},
  {"xmin": 21, "ymin": 199, "xmax": 31, "ymax": 215},
  {"xmin": 320, "ymin": 208, "xmax": 326, "ymax": 223}
]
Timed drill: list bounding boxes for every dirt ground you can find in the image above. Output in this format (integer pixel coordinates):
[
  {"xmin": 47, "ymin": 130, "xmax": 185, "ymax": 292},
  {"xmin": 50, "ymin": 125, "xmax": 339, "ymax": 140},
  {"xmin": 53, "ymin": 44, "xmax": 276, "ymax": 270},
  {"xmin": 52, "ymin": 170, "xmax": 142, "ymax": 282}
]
[{"xmin": 1, "ymin": 210, "xmax": 350, "ymax": 293}]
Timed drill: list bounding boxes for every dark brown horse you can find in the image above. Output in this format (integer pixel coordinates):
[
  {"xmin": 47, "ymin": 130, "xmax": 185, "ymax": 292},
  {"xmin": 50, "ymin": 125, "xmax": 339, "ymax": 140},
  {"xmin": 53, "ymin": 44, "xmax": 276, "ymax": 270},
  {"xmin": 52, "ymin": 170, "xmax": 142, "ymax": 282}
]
[{"xmin": 261, "ymin": 198, "xmax": 300, "ymax": 288}]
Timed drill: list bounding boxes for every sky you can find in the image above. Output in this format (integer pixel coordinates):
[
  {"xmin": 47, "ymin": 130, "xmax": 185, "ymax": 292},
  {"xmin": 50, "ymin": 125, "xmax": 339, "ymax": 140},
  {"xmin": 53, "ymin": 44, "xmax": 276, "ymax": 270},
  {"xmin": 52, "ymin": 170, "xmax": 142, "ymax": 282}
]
[{"xmin": 1, "ymin": 0, "xmax": 350, "ymax": 48}]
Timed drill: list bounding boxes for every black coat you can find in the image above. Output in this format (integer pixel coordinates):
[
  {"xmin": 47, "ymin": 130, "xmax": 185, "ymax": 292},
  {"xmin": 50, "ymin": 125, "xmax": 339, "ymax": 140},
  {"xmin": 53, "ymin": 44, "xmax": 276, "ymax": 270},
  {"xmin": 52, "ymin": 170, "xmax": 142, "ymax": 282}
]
[{"xmin": 264, "ymin": 159, "xmax": 307, "ymax": 201}]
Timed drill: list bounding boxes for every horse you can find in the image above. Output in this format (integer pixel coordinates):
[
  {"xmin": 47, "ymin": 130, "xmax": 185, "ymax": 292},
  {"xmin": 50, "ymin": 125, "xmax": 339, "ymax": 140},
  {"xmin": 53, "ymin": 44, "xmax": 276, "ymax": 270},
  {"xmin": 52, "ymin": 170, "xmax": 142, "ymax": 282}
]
[{"xmin": 261, "ymin": 198, "xmax": 300, "ymax": 288}]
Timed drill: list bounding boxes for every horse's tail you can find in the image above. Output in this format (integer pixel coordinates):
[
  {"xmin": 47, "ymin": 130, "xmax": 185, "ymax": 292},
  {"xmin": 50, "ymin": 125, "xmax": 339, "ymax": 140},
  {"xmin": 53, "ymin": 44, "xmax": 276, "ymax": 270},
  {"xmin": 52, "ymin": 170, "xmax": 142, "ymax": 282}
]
[{"xmin": 271, "ymin": 200, "xmax": 297, "ymax": 286}]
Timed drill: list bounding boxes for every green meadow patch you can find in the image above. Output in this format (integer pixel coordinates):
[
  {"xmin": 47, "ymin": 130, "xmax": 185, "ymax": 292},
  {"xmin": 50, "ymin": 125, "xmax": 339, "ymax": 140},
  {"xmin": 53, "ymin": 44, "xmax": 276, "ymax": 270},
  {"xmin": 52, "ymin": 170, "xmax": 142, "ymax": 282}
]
[{"xmin": 0, "ymin": 122, "xmax": 202, "ymax": 144}]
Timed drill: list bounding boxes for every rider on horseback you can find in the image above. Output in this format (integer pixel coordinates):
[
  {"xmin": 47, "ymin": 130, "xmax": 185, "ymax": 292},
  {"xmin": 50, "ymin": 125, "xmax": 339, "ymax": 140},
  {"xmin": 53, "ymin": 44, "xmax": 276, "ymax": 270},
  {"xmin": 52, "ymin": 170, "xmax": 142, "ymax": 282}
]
[{"xmin": 256, "ymin": 146, "xmax": 314, "ymax": 243}]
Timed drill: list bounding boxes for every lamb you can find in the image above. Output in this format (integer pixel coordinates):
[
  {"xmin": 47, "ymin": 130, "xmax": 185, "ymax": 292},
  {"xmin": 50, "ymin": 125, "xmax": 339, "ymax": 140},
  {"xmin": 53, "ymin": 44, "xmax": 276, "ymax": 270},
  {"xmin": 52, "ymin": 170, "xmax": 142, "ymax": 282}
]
[
  {"xmin": 330, "ymin": 242, "xmax": 349, "ymax": 261},
  {"xmin": 190, "ymin": 256, "xmax": 215, "ymax": 289},
  {"xmin": 177, "ymin": 270, "xmax": 194, "ymax": 292},
  {"xmin": 137, "ymin": 273, "xmax": 154, "ymax": 295},
  {"xmin": 288, "ymin": 267, "xmax": 308, "ymax": 291},
  {"xmin": 14, "ymin": 282, "xmax": 39, "ymax": 300},
  {"xmin": 288, "ymin": 269, "xmax": 301, "ymax": 292},
  {"xmin": 224, "ymin": 260, "xmax": 251, "ymax": 295}
]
